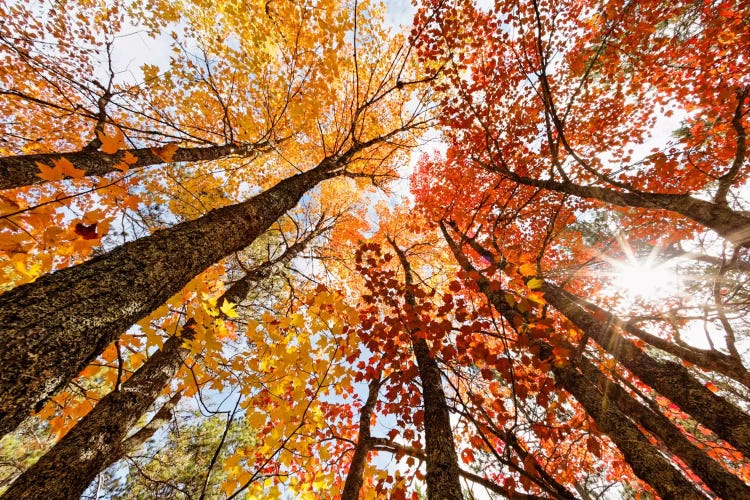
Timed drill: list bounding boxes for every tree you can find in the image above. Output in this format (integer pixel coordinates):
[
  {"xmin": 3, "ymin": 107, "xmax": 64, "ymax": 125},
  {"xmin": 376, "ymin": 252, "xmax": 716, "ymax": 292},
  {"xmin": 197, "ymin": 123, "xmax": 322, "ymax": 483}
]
[
  {"xmin": 0, "ymin": 0, "xmax": 430, "ymax": 437},
  {"xmin": 3, "ymin": 0, "xmax": 749, "ymax": 497}
]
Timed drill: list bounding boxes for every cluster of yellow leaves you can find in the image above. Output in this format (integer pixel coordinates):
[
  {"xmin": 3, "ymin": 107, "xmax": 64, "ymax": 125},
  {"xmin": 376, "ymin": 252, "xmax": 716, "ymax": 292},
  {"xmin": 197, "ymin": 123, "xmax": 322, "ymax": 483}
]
[{"xmin": 220, "ymin": 288, "xmax": 360, "ymax": 498}]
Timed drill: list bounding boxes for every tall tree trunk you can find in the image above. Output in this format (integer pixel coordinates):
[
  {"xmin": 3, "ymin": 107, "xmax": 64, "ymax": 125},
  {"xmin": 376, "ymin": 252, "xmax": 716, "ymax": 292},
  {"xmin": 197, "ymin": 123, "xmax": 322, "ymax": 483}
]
[
  {"xmin": 390, "ymin": 240, "xmax": 464, "ymax": 500},
  {"xmin": 482, "ymin": 162, "xmax": 750, "ymax": 247},
  {"xmin": 341, "ymin": 378, "xmax": 381, "ymax": 500},
  {"xmin": 0, "ymin": 141, "xmax": 274, "ymax": 190},
  {"xmin": 1, "ymin": 234, "xmax": 313, "ymax": 499},
  {"xmin": 542, "ymin": 284, "xmax": 750, "ymax": 458},
  {"xmin": 550, "ymin": 361, "xmax": 706, "ymax": 500},
  {"xmin": 0, "ymin": 334, "xmax": 189, "ymax": 500},
  {"xmin": 442, "ymin": 220, "xmax": 750, "ymax": 459},
  {"xmin": 0, "ymin": 151, "xmax": 349, "ymax": 436},
  {"xmin": 575, "ymin": 355, "xmax": 750, "ymax": 499}
]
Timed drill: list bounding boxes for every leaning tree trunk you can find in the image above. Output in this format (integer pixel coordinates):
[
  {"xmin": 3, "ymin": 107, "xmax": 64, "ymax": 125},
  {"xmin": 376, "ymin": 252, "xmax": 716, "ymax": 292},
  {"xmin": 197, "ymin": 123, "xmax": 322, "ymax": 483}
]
[
  {"xmin": 575, "ymin": 355, "xmax": 750, "ymax": 499},
  {"xmin": 486, "ymin": 163, "xmax": 750, "ymax": 247},
  {"xmin": 543, "ymin": 284, "xmax": 750, "ymax": 459},
  {"xmin": 0, "ymin": 151, "xmax": 351, "ymax": 436},
  {"xmin": 0, "ymin": 140, "xmax": 274, "ymax": 190},
  {"xmin": 390, "ymin": 241, "xmax": 464, "ymax": 500},
  {"xmin": 341, "ymin": 378, "xmax": 381, "ymax": 500},
  {"xmin": 1, "ymin": 234, "xmax": 314, "ymax": 499},
  {"xmin": 0, "ymin": 334, "xmax": 189, "ymax": 500}
]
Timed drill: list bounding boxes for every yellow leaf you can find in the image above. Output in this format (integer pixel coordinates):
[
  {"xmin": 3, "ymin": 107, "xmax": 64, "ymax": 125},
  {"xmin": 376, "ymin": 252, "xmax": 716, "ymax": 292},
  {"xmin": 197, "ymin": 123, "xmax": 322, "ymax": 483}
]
[
  {"xmin": 527, "ymin": 278, "xmax": 544, "ymax": 290},
  {"xmin": 98, "ymin": 129, "xmax": 125, "ymax": 154},
  {"xmin": 519, "ymin": 263, "xmax": 537, "ymax": 277},
  {"xmin": 220, "ymin": 300, "xmax": 239, "ymax": 318}
]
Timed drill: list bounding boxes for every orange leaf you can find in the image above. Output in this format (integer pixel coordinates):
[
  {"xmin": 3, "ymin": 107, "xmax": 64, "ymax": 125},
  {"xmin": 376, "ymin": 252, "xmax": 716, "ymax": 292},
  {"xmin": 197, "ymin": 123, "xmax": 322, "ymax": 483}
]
[
  {"xmin": 122, "ymin": 150, "xmax": 139, "ymax": 165},
  {"xmin": 98, "ymin": 129, "xmax": 125, "ymax": 154},
  {"xmin": 53, "ymin": 158, "xmax": 85, "ymax": 178},
  {"xmin": 36, "ymin": 161, "xmax": 64, "ymax": 181},
  {"xmin": 151, "ymin": 143, "xmax": 179, "ymax": 162}
]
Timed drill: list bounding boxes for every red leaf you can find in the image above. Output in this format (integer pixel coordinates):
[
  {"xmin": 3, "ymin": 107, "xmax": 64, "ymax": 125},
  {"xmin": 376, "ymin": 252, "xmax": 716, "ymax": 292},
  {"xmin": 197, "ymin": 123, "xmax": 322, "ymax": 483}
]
[{"xmin": 74, "ymin": 223, "xmax": 98, "ymax": 240}]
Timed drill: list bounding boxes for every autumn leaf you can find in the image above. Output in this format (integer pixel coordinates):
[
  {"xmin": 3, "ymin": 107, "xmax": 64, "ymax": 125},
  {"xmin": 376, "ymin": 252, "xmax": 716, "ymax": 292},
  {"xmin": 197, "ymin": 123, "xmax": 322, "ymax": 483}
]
[
  {"xmin": 74, "ymin": 222, "xmax": 98, "ymax": 240},
  {"xmin": 526, "ymin": 278, "xmax": 544, "ymax": 290},
  {"xmin": 35, "ymin": 159, "xmax": 85, "ymax": 181},
  {"xmin": 98, "ymin": 129, "xmax": 126, "ymax": 154},
  {"xmin": 219, "ymin": 300, "xmax": 239, "ymax": 318},
  {"xmin": 151, "ymin": 143, "xmax": 179, "ymax": 162}
]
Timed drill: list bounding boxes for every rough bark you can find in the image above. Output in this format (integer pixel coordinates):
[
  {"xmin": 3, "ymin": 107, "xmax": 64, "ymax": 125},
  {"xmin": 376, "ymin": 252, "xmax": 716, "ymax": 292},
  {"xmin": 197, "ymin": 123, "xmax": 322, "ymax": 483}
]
[
  {"xmin": 551, "ymin": 361, "xmax": 707, "ymax": 500},
  {"xmin": 105, "ymin": 392, "xmax": 182, "ymax": 469},
  {"xmin": 574, "ymin": 294, "xmax": 750, "ymax": 389},
  {"xmin": 576, "ymin": 356, "xmax": 750, "ymax": 499},
  {"xmin": 543, "ymin": 284, "xmax": 750, "ymax": 459},
  {"xmin": 0, "ymin": 141, "xmax": 274, "ymax": 190},
  {"xmin": 390, "ymin": 240, "xmax": 464, "ymax": 500},
  {"xmin": 341, "ymin": 378, "xmax": 380, "ymax": 500},
  {"xmin": 0, "ymin": 154, "xmax": 344, "ymax": 436},
  {"xmin": 1, "ymin": 233, "xmax": 313, "ymax": 498},
  {"xmin": 1, "ymin": 334, "xmax": 188, "ymax": 500}
]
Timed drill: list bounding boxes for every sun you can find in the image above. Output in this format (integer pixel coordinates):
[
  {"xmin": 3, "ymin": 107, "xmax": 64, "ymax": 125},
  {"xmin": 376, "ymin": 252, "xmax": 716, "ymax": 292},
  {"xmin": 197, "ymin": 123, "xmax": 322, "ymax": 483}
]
[{"xmin": 602, "ymin": 237, "xmax": 680, "ymax": 304}]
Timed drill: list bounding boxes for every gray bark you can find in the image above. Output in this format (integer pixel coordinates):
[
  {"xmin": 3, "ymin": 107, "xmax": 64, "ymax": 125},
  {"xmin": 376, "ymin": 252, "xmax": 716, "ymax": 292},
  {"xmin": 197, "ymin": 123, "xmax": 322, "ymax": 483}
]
[{"xmin": 0, "ymin": 153, "xmax": 346, "ymax": 436}]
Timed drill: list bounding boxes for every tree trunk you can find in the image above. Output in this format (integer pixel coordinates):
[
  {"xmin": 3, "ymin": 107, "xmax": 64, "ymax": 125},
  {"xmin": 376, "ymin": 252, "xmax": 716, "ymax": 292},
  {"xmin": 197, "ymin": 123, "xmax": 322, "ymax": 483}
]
[
  {"xmin": 0, "ymin": 157, "xmax": 341, "ymax": 436},
  {"xmin": 1, "ymin": 334, "xmax": 188, "ymax": 500},
  {"xmin": 439, "ymin": 226, "xmax": 708, "ymax": 498},
  {"xmin": 543, "ymin": 284, "xmax": 750, "ymax": 459},
  {"xmin": 576, "ymin": 356, "xmax": 750, "ymax": 499},
  {"xmin": 341, "ymin": 378, "xmax": 380, "ymax": 500},
  {"xmin": 0, "ymin": 141, "xmax": 274, "ymax": 190},
  {"xmin": 390, "ymin": 240, "xmax": 464, "ymax": 500},
  {"xmin": 550, "ymin": 361, "xmax": 706, "ymax": 500},
  {"xmin": 484, "ymin": 163, "xmax": 750, "ymax": 247},
  {"xmin": 1, "ymin": 233, "xmax": 313, "ymax": 498}
]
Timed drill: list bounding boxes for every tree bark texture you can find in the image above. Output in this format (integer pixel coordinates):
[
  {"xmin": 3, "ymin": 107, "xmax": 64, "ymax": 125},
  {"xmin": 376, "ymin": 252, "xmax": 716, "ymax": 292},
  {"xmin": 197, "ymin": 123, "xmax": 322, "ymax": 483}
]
[
  {"xmin": 543, "ymin": 284, "xmax": 750, "ymax": 459},
  {"xmin": 341, "ymin": 378, "xmax": 380, "ymax": 500},
  {"xmin": 391, "ymin": 240, "xmax": 464, "ymax": 500},
  {"xmin": 1, "ymin": 233, "xmax": 313, "ymax": 498},
  {"xmin": 1, "ymin": 335, "xmax": 187, "ymax": 500},
  {"xmin": 575, "ymin": 356, "xmax": 750, "ymax": 499},
  {"xmin": 0, "ymin": 159, "xmax": 339, "ymax": 436},
  {"xmin": 439, "ymin": 226, "xmax": 710, "ymax": 498},
  {"xmin": 0, "ymin": 141, "xmax": 273, "ymax": 190},
  {"xmin": 484, "ymin": 163, "xmax": 750, "ymax": 247},
  {"xmin": 551, "ymin": 361, "xmax": 707, "ymax": 500}
]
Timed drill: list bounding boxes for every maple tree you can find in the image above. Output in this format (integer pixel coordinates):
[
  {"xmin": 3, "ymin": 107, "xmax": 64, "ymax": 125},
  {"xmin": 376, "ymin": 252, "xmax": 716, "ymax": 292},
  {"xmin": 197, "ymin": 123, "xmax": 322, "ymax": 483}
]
[{"xmin": 1, "ymin": 0, "xmax": 749, "ymax": 498}]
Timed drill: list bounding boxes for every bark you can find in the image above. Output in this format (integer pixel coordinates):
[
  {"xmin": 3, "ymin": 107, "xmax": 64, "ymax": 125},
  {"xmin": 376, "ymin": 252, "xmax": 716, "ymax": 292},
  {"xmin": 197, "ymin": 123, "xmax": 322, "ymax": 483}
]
[
  {"xmin": 0, "ymin": 141, "xmax": 274, "ymax": 190},
  {"xmin": 543, "ymin": 284, "xmax": 750, "ymax": 459},
  {"xmin": 482, "ymin": 162, "xmax": 750, "ymax": 247},
  {"xmin": 574, "ymin": 294, "xmax": 750, "ymax": 389},
  {"xmin": 0, "ymin": 152, "xmax": 347, "ymax": 436},
  {"xmin": 390, "ymin": 240, "xmax": 464, "ymax": 500},
  {"xmin": 1, "ymin": 334, "xmax": 188, "ymax": 500},
  {"xmin": 1, "ymin": 233, "xmax": 313, "ymax": 498},
  {"xmin": 341, "ymin": 378, "xmax": 380, "ymax": 500},
  {"xmin": 439, "ymin": 225, "xmax": 708, "ymax": 498},
  {"xmin": 576, "ymin": 356, "xmax": 750, "ymax": 499},
  {"xmin": 551, "ymin": 361, "xmax": 706, "ymax": 500},
  {"xmin": 105, "ymin": 392, "xmax": 182, "ymax": 469}
]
